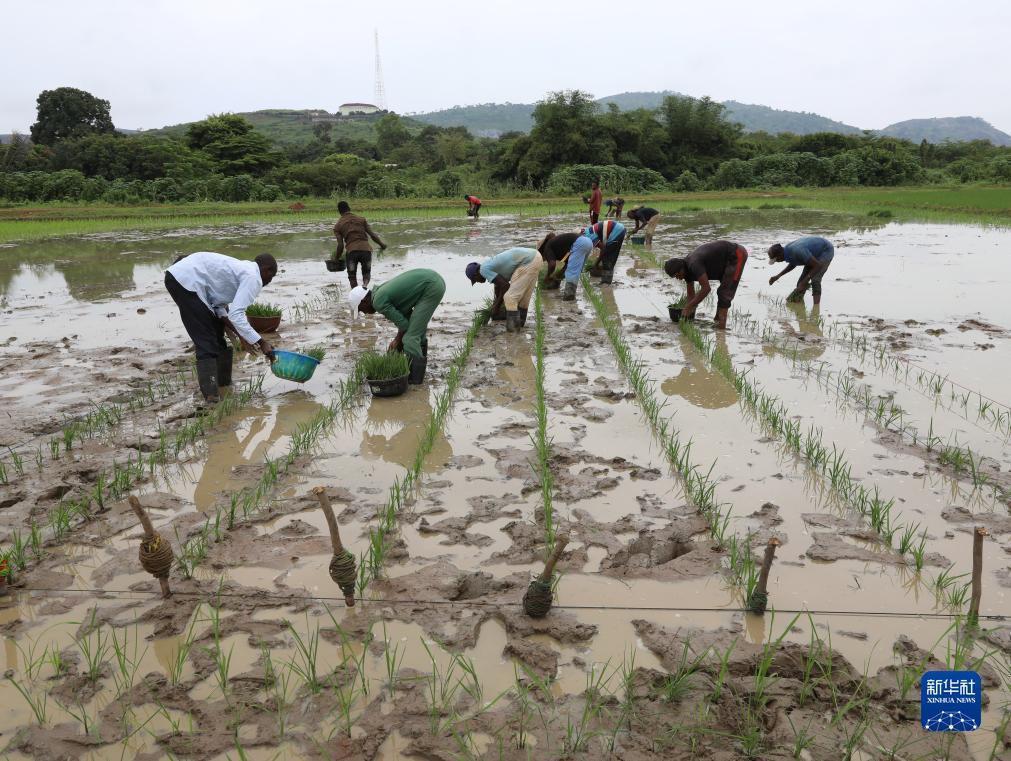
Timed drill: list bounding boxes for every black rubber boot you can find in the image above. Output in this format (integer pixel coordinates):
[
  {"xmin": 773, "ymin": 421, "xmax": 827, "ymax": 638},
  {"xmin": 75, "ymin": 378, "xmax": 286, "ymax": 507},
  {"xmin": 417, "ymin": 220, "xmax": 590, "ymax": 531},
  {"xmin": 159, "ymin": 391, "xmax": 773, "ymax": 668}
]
[
  {"xmin": 216, "ymin": 347, "xmax": 234, "ymax": 388},
  {"xmin": 408, "ymin": 355, "xmax": 428, "ymax": 385},
  {"xmin": 562, "ymin": 282, "xmax": 576, "ymax": 301},
  {"xmin": 600, "ymin": 269, "xmax": 614, "ymax": 285},
  {"xmin": 420, "ymin": 338, "xmax": 428, "ymax": 358},
  {"xmin": 196, "ymin": 357, "xmax": 220, "ymax": 402},
  {"xmin": 491, "ymin": 303, "xmax": 507, "ymax": 321},
  {"xmin": 518, "ymin": 308, "xmax": 528, "ymax": 327},
  {"xmin": 543, "ymin": 279, "xmax": 560, "ymax": 290},
  {"xmin": 505, "ymin": 310, "xmax": 520, "ymax": 332}
]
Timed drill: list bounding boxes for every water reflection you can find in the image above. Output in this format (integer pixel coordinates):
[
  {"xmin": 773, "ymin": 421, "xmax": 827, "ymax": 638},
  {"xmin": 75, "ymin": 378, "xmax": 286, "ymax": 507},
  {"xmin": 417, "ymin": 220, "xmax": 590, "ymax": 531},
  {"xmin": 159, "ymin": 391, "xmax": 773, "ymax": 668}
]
[
  {"xmin": 360, "ymin": 388, "xmax": 452, "ymax": 469},
  {"xmin": 763, "ymin": 302, "xmax": 826, "ymax": 361},
  {"xmin": 661, "ymin": 331, "xmax": 739, "ymax": 409}
]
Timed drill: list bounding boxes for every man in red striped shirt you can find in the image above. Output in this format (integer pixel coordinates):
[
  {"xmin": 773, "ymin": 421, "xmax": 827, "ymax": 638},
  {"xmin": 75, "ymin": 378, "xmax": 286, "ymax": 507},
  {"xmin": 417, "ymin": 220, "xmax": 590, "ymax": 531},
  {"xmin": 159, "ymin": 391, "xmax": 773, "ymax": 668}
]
[{"xmin": 664, "ymin": 241, "xmax": 748, "ymax": 330}]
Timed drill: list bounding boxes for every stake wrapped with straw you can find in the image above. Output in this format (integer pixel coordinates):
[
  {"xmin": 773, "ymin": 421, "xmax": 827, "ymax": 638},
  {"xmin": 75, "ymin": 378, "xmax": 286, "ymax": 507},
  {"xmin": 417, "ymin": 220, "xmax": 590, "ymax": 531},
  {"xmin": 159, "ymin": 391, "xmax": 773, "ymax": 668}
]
[
  {"xmin": 128, "ymin": 496, "xmax": 173, "ymax": 598},
  {"xmin": 313, "ymin": 486, "xmax": 357, "ymax": 606},
  {"xmin": 523, "ymin": 535, "xmax": 568, "ymax": 618}
]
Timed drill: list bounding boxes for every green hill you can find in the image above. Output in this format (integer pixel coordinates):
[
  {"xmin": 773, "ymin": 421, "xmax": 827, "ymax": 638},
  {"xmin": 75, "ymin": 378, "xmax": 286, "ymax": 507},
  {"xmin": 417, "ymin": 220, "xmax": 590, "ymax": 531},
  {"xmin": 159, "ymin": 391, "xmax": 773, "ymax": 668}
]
[
  {"xmin": 142, "ymin": 109, "xmax": 425, "ymax": 145},
  {"xmin": 878, "ymin": 117, "xmax": 1011, "ymax": 146},
  {"xmin": 722, "ymin": 101, "xmax": 861, "ymax": 135}
]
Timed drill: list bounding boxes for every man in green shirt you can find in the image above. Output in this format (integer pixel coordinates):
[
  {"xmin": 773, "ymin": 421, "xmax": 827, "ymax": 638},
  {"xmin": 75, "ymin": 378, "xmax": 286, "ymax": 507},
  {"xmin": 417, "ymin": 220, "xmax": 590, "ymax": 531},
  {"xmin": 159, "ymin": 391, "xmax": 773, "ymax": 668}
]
[{"xmin": 347, "ymin": 269, "xmax": 446, "ymax": 384}]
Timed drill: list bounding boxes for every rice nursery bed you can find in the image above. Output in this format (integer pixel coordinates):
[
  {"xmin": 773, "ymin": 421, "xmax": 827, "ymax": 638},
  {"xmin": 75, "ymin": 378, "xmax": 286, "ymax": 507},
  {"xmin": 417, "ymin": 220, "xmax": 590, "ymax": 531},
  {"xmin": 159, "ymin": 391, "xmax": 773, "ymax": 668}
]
[{"xmin": 0, "ymin": 208, "xmax": 1009, "ymax": 760}]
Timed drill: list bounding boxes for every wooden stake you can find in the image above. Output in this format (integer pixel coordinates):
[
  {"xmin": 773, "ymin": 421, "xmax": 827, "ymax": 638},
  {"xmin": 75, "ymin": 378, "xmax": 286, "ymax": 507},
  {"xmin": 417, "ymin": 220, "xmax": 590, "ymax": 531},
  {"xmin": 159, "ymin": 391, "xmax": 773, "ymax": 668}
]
[
  {"xmin": 128, "ymin": 496, "xmax": 155, "ymax": 538},
  {"xmin": 538, "ymin": 535, "xmax": 569, "ymax": 584},
  {"xmin": 748, "ymin": 538, "xmax": 781, "ymax": 615},
  {"xmin": 968, "ymin": 526, "xmax": 988, "ymax": 627},
  {"xmin": 312, "ymin": 487, "xmax": 345, "ymax": 555}
]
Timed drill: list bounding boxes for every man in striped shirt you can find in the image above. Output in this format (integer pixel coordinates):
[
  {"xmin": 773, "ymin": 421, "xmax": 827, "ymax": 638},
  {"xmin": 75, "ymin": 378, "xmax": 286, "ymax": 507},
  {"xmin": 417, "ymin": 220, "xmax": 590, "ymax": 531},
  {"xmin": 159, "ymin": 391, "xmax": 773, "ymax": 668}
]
[{"xmin": 583, "ymin": 219, "xmax": 626, "ymax": 285}]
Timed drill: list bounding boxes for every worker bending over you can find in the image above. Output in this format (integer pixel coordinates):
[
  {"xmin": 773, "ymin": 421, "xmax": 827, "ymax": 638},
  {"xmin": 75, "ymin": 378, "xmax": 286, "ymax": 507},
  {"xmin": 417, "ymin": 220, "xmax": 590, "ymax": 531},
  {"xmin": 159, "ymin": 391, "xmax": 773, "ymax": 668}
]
[
  {"xmin": 627, "ymin": 206, "xmax": 661, "ymax": 245},
  {"xmin": 348, "ymin": 269, "xmax": 446, "ymax": 385},
  {"xmin": 664, "ymin": 241, "xmax": 748, "ymax": 330},
  {"xmin": 333, "ymin": 200, "xmax": 386, "ymax": 288},
  {"xmin": 465, "ymin": 194, "xmax": 482, "ymax": 218},
  {"xmin": 561, "ymin": 236, "xmax": 595, "ymax": 302},
  {"xmin": 537, "ymin": 231, "xmax": 581, "ymax": 289},
  {"xmin": 465, "ymin": 247, "xmax": 544, "ymax": 332},
  {"xmin": 767, "ymin": 236, "xmax": 834, "ymax": 305},
  {"xmin": 165, "ymin": 251, "xmax": 277, "ymax": 402},
  {"xmin": 584, "ymin": 219, "xmax": 626, "ymax": 285},
  {"xmin": 604, "ymin": 197, "xmax": 625, "ymax": 218}
]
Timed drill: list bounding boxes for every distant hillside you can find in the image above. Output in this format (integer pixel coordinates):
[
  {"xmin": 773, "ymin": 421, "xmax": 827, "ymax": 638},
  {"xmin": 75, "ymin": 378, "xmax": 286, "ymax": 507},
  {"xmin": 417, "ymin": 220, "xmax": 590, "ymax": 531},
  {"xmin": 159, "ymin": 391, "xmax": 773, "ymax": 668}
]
[
  {"xmin": 143, "ymin": 109, "xmax": 425, "ymax": 145},
  {"xmin": 879, "ymin": 117, "xmax": 1011, "ymax": 146},
  {"xmin": 412, "ymin": 92, "xmax": 1011, "ymax": 144}
]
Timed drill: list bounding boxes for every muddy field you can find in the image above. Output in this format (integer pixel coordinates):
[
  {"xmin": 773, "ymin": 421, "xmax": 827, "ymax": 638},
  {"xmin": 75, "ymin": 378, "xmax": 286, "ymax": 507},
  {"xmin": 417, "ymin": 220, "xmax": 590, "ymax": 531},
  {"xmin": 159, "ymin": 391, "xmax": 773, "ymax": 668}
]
[{"xmin": 0, "ymin": 209, "xmax": 1009, "ymax": 760}]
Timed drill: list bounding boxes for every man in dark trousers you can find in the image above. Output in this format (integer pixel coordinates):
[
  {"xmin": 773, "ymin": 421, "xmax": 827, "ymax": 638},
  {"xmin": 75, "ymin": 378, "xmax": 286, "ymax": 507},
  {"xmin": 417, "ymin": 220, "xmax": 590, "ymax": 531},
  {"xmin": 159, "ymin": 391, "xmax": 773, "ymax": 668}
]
[
  {"xmin": 464, "ymin": 194, "xmax": 482, "ymax": 218},
  {"xmin": 604, "ymin": 197, "xmax": 625, "ymax": 218},
  {"xmin": 537, "ymin": 231, "xmax": 582, "ymax": 289},
  {"xmin": 583, "ymin": 180, "xmax": 602, "ymax": 224},
  {"xmin": 333, "ymin": 200, "xmax": 386, "ymax": 288},
  {"xmin": 347, "ymin": 269, "xmax": 446, "ymax": 385},
  {"xmin": 767, "ymin": 236, "xmax": 834, "ymax": 305},
  {"xmin": 626, "ymin": 205, "xmax": 661, "ymax": 245},
  {"xmin": 165, "ymin": 251, "xmax": 277, "ymax": 402},
  {"xmin": 663, "ymin": 241, "xmax": 748, "ymax": 330}
]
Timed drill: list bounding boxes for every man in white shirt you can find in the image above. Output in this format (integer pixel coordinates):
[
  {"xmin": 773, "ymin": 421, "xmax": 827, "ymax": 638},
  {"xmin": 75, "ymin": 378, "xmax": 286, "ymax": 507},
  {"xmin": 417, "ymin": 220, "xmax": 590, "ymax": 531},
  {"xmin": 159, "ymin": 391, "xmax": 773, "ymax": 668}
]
[{"xmin": 165, "ymin": 252, "xmax": 278, "ymax": 402}]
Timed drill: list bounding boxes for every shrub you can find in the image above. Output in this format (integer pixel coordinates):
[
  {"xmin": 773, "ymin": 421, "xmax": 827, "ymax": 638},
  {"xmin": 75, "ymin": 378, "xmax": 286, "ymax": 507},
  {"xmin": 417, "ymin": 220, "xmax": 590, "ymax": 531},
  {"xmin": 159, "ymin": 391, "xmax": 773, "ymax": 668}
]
[
  {"xmin": 546, "ymin": 164, "xmax": 667, "ymax": 194},
  {"xmin": 672, "ymin": 169, "xmax": 702, "ymax": 192}
]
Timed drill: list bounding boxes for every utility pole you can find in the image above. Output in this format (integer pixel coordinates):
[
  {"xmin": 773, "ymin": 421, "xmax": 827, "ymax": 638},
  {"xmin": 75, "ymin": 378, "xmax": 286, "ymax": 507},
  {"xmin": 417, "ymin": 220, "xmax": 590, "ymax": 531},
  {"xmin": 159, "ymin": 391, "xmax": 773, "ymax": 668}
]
[{"xmin": 374, "ymin": 29, "xmax": 387, "ymax": 111}]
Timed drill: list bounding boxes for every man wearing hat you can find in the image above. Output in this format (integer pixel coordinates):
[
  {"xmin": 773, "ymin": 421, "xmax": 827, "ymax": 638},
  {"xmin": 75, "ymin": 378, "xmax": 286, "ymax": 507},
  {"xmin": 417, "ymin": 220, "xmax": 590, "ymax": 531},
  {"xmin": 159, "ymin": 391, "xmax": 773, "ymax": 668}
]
[
  {"xmin": 465, "ymin": 247, "xmax": 544, "ymax": 332},
  {"xmin": 347, "ymin": 269, "xmax": 446, "ymax": 385}
]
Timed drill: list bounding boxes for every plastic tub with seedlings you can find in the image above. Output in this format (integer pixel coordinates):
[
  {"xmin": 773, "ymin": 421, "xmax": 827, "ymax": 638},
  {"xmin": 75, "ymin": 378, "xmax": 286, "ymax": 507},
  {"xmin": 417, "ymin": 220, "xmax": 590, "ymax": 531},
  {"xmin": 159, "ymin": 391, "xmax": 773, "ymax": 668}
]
[
  {"xmin": 630, "ymin": 235, "xmax": 646, "ymax": 245},
  {"xmin": 668, "ymin": 295, "xmax": 689, "ymax": 323},
  {"xmin": 246, "ymin": 302, "xmax": 283, "ymax": 333},
  {"xmin": 360, "ymin": 351, "xmax": 410, "ymax": 398},
  {"xmin": 271, "ymin": 346, "xmax": 325, "ymax": 384}
]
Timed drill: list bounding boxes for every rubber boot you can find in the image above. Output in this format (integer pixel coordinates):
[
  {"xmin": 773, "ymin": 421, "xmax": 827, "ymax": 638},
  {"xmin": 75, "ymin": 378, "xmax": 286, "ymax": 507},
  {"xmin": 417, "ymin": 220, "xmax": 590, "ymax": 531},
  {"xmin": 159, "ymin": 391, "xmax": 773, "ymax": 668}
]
[
  {"xmin": 600, "ymin": 268, "xmax": 614, "ymax": 285},
  {"xmin": 216, "ymin": 347, "xmax": 234, "ymax": 388},
  {"xmin": 518, "ymin": 308, "xmax": 528, "ymax": 327},
  {"xmin": 588, "ymin": 262, "xmax": 603, "ymax": 277},
  {"xmin": 543, "ymin": 278, "xmax": 560, "ymax": 290},
  {"xmin": 420, "ymin": 338, "xmax": 428, "ymax": 358},
  {"xmin": 491, "ymin": 302, "xmax": 507, "ymax": 321},
  {"xmin": 408, "ymin": 355, "xmax": 427, "ymax": 385},
  {"xmin": 562, "ymin": 282, "xmax": 576, "ymax": 301},
  {"xmin": 196, "ymin": 357, "xmax": 220, "ymax": 402},
  {"xmin": 505, "ymin": 310, "xmax": 520, "ymax": 332}
]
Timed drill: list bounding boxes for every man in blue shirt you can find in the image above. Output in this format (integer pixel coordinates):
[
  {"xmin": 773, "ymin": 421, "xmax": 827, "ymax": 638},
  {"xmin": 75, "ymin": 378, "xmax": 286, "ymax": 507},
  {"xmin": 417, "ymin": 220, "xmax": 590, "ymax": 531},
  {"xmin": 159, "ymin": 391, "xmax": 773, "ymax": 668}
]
[
  {"xmin": 767, "ymin": 236, "xmax": 835, "ymax": 305},
  {"xmin": 465, "ymin": 247, "xmax": 544, "ymax": 331}
]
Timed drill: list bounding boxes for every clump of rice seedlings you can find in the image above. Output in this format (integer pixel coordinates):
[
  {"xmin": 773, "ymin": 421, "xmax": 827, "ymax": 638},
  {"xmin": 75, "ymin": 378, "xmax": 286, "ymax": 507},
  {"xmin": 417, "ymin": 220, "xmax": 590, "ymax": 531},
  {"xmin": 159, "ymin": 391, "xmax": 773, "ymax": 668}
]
[
  {"xmin": 7, "ymin": 675, "xmax": 48, "ymax": 725},
  {"xmin": 304, "ymin": 345, "xmax": 326, "ymax": 362},
  {"xmin": 75, "ymin": 609, "xmax": 110, "ymax": 683},
  {"xmin": 285, "ymin": 613, "xmax": 323, "ymax": 695},
  {"xmin": 0, "ymin": 458, "xmax": 6, "ymax": 485},
  {"xmin": 359, "ymin": 350, "xmax": 410, "ymax": 380},
  {"xmin": 246, "ymin": 302, "xmax": 282, "ymax": 318},
  {"xmin": 7, "ymin": 447, "xmax": 24, "ymax": 477},
  {"xmin": 167, "ymin": 605, "xmax": 202, "ymax": 685}
]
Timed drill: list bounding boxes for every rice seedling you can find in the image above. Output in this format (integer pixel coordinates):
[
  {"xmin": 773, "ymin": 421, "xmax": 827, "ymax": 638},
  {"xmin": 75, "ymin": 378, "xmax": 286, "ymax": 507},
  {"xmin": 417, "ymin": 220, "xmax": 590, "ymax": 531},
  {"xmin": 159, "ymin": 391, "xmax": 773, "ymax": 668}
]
[
  {"xmin": 205, "ymin": 603, "xmax": 234, "ymax": 702},
  {"xmin": 531, "ymin": 282, "xmax": 556, "ymax": 555},
  {"xmin": 34, "ymin": 445, "xmax": 44, "ymax": 471},
  {"xmin": 285, "ymin": 613, "xmax": 323, "ymax": 695},
  {"xmin": 660, "ymin": 638, "xmax": 709, "ymax": 703},
  {"xmin": 7, "ymin": 676, "xmax": 49, "ymax": 725},
  {"xmin": 28, "ymin": 520, "xmax": 43, "ymax": 561},
  {"xmin": 167, "ymin": 604, "xmax": 202, "ymax": 685},
  {"xmin": 75, "ymin": 609, "xmax": 110, "ymax": 683},
  {"xmin": 245, "ymin": 302, "xmax": 282, "ymax": 318},
  {"xmin": 358, "ymin": 350, "xmax": 410, "ymax": 380},
  {"xmin": 110, "ymin": 623, "xmax": 147, "ymax": 697},
  {"xmin": 304, "ymin": 345, "xmax": 326, "ymax": 362},
  {"xmin": 49, "ymin": 437, "xmax": 60, "ymax": 460},
  {"xmin": 7, "ymin": 447, "xmax": 24, "ymax": 477},
  {"xmin": 0, "ymin": 457, "xmax": 8, "ymax": 485},
  {"xmin": 175, "ymin": 523, "xmax": 210, "ymax": 579},
  {"xmin": 380, "ymin": 622, "xmax": 404, "ymax": 698}
]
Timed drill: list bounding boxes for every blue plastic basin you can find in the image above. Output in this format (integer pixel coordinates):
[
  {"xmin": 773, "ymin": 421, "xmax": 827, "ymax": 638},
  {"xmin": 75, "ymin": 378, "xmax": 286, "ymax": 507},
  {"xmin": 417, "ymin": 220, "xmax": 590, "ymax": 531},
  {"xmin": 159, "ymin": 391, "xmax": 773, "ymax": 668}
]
[{"xmin": 270, "ymin": 350, "xmax": 320, "ymax": 383}]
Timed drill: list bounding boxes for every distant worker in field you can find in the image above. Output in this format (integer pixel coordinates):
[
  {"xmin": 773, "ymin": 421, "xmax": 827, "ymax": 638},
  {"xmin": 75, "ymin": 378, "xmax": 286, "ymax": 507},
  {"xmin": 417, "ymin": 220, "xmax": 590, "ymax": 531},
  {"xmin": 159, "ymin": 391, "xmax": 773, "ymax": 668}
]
[
  {"xmin": 165, "ymin": 251, "xmax": 277, "ymax": 403},
  {"xmin": 347, "ymin": 269, "xmax": 446, "ymax": 385},
  {"xmin": 584, "ymin": 219, "xmax": 627, "ymax": 285},
  {"xmin": 663, "ymin": 240, "xmax": 748, "ymax": 330},
  {"xmin": 626, "ymin": 205, "xmax": 661, "ymax": 245},
  {"xmin": 561, "ymin": 235, "xmax": 595, "ymax": 302},
  {"xmin": 333, "ymin": 200, "xmax": 387, "ymax": 289},
  {"xmin": 582, "ymin": 180, "xmax": 603, "ymax": 224},
  {"xmin": 604, "ymin": 197, "xmax": 625, "ymax": 218},
  {"xmin": 465, "ymin": 247, "xmax": 544, "ymax": 332},
  {"xmin": 767, "ymin": 236, "xmax": 834, "ymax": 305},
  {"xmin": 464, "ymin": 194, "xmax": 482, "ymax": 218},
  {"xmin": 537, "ymin": 231, "xmax": 582, "ymax": 289}
]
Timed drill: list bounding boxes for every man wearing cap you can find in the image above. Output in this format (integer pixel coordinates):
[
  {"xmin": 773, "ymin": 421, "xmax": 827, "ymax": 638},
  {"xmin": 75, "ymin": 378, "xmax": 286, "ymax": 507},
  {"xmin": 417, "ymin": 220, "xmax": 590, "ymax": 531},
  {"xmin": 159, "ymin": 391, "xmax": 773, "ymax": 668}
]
[
  {"xmin": 767, "ymin": 236, "xmax": 834, "ymax": 305},
  {"xmin": 537, "ymin": 231, "xmax": 582, "ymax": 290},
  {"xmin": 165, "ymin": 251, "xmax": 277, "ymax": 402},
  {"xmin": 626, "ymin": 206, "xmax": 661, "ymax": 245},
  {"xmin": 663, "ymin": 240, "xmax": 748, "ymax": 330},
  {"xmin": 333, "ymin": 200, "xmax": 387, "ymax": 288},
  {"xmin": 465, "ymin": 247, "xmax": 544, "ymax": 332},
  {"xmin": 347, "ymin": 269, "xmax": 446, "ymax": 385},
  {"xmin": 583, "ymin": 219, "xmax": 627, "ymax": 285}
]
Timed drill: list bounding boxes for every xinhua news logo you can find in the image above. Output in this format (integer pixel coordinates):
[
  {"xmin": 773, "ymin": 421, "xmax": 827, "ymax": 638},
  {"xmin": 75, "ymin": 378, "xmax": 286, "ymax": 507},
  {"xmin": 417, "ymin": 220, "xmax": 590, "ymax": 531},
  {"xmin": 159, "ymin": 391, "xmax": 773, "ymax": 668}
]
[{"xmin": 921, "ymin": 670, "xmax": 981, "ymax": 732}]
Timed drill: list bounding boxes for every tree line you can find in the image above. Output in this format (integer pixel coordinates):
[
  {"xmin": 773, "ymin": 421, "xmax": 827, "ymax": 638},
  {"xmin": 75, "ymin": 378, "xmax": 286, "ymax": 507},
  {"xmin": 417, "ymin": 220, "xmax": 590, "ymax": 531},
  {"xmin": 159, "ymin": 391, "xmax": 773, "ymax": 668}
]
[{"xmin": 2, "ymin": 87, "xmax": 1010, "ymax": 204}]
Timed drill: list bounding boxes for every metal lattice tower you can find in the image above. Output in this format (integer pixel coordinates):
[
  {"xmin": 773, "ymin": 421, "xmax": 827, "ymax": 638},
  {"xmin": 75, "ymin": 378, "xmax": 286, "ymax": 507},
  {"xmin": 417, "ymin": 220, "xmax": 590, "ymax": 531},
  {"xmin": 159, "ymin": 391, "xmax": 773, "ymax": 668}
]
[{"xmin": 374, "ymin": 29, "xmax": 387, "ymax": 111}]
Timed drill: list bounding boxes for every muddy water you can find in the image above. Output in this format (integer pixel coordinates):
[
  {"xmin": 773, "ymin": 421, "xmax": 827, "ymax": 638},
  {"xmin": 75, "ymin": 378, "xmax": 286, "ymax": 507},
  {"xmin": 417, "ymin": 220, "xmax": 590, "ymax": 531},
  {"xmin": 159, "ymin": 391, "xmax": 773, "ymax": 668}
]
[{"xmin": 1, "ymin": 210, "xmax": 1010, "ymax": 759}]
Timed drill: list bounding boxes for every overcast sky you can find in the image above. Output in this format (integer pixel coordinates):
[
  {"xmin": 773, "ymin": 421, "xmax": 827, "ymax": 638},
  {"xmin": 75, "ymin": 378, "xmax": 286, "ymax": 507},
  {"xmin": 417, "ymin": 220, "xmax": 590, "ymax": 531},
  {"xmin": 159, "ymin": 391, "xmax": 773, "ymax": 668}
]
[{"xmin": 4, "ymin": 0, "xmax": 1010, "ymax": 134}]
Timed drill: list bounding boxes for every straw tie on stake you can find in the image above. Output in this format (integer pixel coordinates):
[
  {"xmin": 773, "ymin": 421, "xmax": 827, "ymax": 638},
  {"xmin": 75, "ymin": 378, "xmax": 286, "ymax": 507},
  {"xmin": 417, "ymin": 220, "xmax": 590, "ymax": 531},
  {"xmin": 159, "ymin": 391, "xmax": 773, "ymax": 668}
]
[
  {"xmin": 747, "ymin": 538, "xmax": 781, "ymax": 615},
  {"xmin": 523, "ymin": 535, "xmax": 569, "ymax": 618},
  {"xmin": 312, "ymin": 486, "xmax": 356, "ymax": 606},
  {"xmin": 127, "ymin": 496, "xmax": 173, "ymax": 598}
]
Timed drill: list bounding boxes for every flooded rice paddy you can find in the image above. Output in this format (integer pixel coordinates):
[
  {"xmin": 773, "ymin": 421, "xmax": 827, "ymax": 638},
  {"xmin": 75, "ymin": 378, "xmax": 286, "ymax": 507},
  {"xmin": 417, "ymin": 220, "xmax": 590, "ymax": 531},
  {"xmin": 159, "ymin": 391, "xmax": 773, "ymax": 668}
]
[{"xmin": 0, "ymin": 208, "xmax": 1009, "ymax": 760}]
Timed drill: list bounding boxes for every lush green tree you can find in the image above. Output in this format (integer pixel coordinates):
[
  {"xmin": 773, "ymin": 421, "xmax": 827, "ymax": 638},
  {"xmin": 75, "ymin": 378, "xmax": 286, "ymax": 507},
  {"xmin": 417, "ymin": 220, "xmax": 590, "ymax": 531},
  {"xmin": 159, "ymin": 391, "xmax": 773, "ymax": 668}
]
[
  {"xmin": 659, "ymin": 95, "xmax": 742, "ymax": 177},
  {"xmin": 30, "ymin": 87, "xmax": 115, "ymax": 145},
  {"xmin": 375, "ymin": 113, "xmax": 412, "ymax": 156},
  {"xmin": 186, "ymin": 114, "xmax": 279, "ymax": 175}
]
